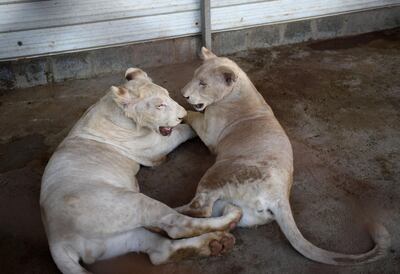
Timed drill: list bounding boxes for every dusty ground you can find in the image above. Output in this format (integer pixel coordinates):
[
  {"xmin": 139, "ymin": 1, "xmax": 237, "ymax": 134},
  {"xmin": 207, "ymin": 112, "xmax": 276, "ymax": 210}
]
[{"xmin": 0, "ymin": 28, "xmax": 399, "ymax": 274}]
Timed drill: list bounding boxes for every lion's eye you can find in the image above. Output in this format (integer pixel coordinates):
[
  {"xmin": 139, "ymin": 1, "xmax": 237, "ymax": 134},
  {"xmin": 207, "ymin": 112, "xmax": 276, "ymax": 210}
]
[
  {"xmin": 199, "ymin": 80, "xmax": 207, "ymax": 87},
  {"xmin": 156, "ymin": 103, "xmax": 167, "ymax": 110}
]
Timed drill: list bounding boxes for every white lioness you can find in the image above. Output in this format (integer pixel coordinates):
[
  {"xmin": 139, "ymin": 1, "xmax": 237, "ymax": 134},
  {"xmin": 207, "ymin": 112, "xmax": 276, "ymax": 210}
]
[
  {"xmin": 177, "ymin": 48, "xmax": 391, "ymax": 265},
  {"xmin": 40, "ymin": 68, "xmax": 242, "ymax": 274}
]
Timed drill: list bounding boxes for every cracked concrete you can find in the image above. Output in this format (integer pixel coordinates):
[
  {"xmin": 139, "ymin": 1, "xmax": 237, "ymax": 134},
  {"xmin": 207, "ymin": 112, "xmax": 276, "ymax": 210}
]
[{"xmin": 0, "ymin": 29, "xmax": 399, "ymax": 273}]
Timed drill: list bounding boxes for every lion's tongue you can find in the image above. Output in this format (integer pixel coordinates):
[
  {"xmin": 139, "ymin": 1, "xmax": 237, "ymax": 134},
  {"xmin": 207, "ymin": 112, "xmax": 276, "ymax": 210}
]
[{"xmin": 159, "ymin": 127, "xmax": 173, "ymax": 136}]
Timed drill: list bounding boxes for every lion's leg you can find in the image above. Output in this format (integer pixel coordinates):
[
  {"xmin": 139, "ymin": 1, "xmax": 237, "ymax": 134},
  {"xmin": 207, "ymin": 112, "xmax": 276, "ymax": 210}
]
[
  {"xmin": 175, "ymin": 123, "xmax": 197, "ymax": 141},
  {"xmin": 62, "ymin": 187, "xmax": 239, "ymax": 241},
  {"xmin": 65, "ymin": 187, "xmax": 239, "ymax": 240},
  {"xmin": 47, "ymin": 188, "xmax": 238, "ymax": 272},
  {"xmin": 175, "ymin": 192, "xmax": 220, "ymax": 217},
  {"xmin": 140, "ymin": 194, "xmax": 241, "ymax": 239},
  {"xmin": 185, "ymin": 111, "xmax": 210, "ymax": 143},
  {"xmin": 97, "ymin": 227, "xmax": 235, "ymax": 265}
]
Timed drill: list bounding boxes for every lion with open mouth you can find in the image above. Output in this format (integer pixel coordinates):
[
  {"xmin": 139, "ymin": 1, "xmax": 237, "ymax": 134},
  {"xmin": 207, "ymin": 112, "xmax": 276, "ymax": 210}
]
[
  {"xmin": 40, "ymin": 68, "xmax": 242, "ymax": 274},
  {"xmin": 177, "ymin": 47, "xmax": 391, "ymax": 265}
]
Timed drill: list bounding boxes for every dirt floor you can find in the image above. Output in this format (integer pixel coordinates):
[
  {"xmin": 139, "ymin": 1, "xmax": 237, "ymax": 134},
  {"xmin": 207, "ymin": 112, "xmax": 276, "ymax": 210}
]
[{"xmin": 0, "ymin": 28, "xmax": 399, "ymax": 274}]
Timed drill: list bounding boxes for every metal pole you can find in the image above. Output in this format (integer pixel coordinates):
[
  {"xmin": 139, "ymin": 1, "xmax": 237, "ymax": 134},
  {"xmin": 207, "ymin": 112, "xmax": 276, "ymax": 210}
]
[{"xmin": 201, "ymin": 0, "xmax": 212, "ymax": 50}]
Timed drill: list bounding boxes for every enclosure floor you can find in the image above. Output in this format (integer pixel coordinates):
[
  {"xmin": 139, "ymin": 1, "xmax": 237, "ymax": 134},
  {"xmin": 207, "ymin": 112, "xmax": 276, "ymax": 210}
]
[{"xmin": 0, "ymin": 29, "xmax": 399, "ymax": 274}]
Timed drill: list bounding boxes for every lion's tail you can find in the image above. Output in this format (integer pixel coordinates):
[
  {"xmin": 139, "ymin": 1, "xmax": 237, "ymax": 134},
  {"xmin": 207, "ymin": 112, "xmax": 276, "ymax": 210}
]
[{"xmin": 273, "ymin": 199, "xmax": 391, "ymax": 265}]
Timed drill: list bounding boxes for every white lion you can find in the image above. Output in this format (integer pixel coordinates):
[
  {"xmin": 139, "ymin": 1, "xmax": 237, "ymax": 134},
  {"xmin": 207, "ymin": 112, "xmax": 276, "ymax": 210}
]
[
  {"xmin": 177, "ymin": 48, "xmax": 391, "ymax": 265},
  {"xmin": 40, "ymin": 68, "xmax": 242, "ymax": 274}
]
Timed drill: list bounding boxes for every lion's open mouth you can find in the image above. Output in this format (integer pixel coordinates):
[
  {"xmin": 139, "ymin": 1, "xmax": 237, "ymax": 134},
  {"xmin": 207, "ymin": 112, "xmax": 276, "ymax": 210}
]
[
  {"xmin": 192, "ymin": 103, "xmax": 205, "ymax": 111},
  {"xmin": 159, "ymin": 126, "xmax": 173, "ymax": 136}
]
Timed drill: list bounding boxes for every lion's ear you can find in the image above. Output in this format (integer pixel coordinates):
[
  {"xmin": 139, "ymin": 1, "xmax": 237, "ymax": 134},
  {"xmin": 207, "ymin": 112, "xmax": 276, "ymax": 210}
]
[
  {"xmin": 125, "ymin": 68, "xmax": 152, "ymax": 82},
  {"xmin": 199, "ymin": 47, "xmax": 217, "ymax": 61},
  {"xmin": 111, "ymin": 86, "xmax": 138, "ymax": 109},
  {"xmin": 216, "ymin": 66, "xmax": 237, "ymax": 86}
]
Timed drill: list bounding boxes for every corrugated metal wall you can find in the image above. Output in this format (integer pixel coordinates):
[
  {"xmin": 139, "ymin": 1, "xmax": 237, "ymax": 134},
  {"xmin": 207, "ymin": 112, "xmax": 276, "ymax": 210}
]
[
  {"xmin": 212, "ymin": 0, "xmax": 400, "ymax": 31},
  {"xmin": 0, "ymin": 0, "xmax": 399, "ymax": 60}
]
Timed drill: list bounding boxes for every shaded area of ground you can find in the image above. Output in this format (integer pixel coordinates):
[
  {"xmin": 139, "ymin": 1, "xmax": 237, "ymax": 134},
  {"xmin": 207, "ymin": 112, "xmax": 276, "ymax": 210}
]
[{"xmin": 0, "ymin": 28, "xmax": 399, "ymax": 273}]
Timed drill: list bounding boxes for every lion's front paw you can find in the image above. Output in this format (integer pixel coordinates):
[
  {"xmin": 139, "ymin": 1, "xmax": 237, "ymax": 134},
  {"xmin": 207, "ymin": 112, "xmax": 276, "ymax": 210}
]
[{"xmin": 176, "ymin": 123, "xmax": 197, "ymax": 140}]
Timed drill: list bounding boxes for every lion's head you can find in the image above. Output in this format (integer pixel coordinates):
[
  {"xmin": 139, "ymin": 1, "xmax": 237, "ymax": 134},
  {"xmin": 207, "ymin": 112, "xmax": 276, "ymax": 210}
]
[
  {"xmin": 181, "ymin": 47, "xmax": 240, "ymax": 112},
  {"xmin": 111, "ymin": 68, "xmax": 186, "ymax": 136}
]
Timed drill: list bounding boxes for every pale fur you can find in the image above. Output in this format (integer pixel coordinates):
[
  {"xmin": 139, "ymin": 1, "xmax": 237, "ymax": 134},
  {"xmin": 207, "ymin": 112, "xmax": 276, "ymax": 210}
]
[
  {"xmin": 177, "ymin": 48, "xmax": 391, "ymax": 265},
  {"xmin": 40, "ymin": 68, "xmax": 242, "ymax": 274}
]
